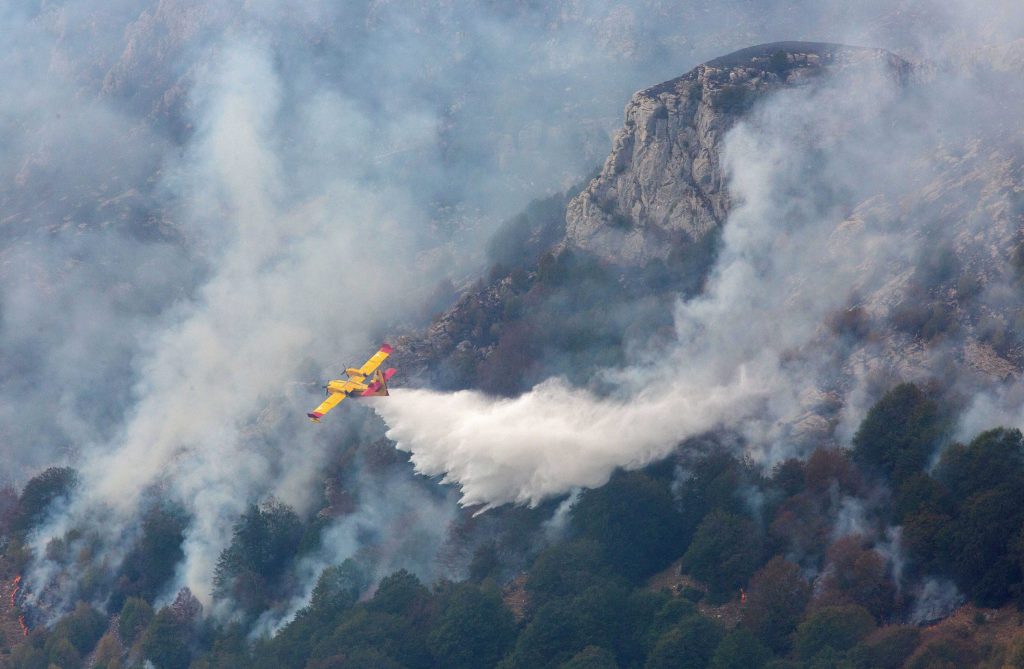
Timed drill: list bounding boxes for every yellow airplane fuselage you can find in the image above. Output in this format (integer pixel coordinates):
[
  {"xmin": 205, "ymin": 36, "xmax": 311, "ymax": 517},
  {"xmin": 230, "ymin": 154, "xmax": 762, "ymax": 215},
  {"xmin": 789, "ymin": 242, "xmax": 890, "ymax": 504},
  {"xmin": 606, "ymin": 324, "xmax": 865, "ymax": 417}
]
[
  {"xmin": 326, "ymin": 379, "xmax": 367, "ymax": 394},
  {"xmin": 308, "ymin": 344, "xmax": 394, "ymax": 422}
]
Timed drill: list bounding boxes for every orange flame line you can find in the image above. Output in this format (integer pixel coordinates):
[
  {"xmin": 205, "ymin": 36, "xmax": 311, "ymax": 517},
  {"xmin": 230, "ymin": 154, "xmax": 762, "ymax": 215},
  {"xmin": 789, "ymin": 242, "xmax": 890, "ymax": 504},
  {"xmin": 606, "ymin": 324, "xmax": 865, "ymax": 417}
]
[
  {"xmin": 11, "ymin": 574, "xmax": 27, "ymax": 634},
  {"xmin": 10, "ymin": 575, "xmax": 21, "ymax": 608}
]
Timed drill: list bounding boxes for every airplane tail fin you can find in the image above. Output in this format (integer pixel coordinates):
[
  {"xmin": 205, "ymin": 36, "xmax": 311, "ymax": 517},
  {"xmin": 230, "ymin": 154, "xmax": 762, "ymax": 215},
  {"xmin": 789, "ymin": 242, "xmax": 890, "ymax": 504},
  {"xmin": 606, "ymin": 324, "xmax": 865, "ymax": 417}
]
[{"xmin": 359, "ymin": 368, "xmax": 396, "ymax": 396}]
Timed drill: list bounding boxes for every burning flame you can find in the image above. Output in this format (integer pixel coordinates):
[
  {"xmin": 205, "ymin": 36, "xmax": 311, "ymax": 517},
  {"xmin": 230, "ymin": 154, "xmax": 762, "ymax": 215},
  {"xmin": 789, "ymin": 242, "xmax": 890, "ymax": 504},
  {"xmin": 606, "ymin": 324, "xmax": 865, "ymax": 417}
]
[{"xmin": 10, "ymin": 575, "xmax": 27, "ymax": 636}]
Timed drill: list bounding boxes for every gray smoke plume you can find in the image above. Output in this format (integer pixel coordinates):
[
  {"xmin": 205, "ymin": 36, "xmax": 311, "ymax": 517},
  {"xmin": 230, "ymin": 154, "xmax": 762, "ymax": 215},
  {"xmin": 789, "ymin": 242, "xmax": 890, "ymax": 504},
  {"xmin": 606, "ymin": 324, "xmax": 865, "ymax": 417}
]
[
  {"xmin": 376, "ymin": 20, "xmax": 1024, "ymax": 509},
  {"xmin": 5, "ymin": 0, "xmax": 1023, "ymax": 624}
]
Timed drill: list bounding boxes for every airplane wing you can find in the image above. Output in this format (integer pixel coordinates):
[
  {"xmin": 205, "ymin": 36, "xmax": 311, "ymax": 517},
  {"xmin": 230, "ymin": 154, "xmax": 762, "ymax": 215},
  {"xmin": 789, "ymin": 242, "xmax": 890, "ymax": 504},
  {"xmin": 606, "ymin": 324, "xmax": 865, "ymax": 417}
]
[
  {"xmin": 308, "ymin": 391, "xmax": 348, "ymax": 422},
  {"xmin": 356, "ymin": 344, "xmax": 393, "ymax": 377},
  {"xmin": 309, "ymin": 345, "xmax": 394, "ymax": 422}
]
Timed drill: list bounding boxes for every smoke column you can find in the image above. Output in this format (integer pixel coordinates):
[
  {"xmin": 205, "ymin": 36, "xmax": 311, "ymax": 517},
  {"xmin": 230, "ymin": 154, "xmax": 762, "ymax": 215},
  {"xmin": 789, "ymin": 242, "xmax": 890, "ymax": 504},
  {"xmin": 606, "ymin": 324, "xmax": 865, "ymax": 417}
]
[
  {"xmin": 376, "ymin": 31, "xmax": 1024, "ymax": 509},
  {"xmin": 4, "ymin": 0, "xmax": 1022, "ymax": 619}
]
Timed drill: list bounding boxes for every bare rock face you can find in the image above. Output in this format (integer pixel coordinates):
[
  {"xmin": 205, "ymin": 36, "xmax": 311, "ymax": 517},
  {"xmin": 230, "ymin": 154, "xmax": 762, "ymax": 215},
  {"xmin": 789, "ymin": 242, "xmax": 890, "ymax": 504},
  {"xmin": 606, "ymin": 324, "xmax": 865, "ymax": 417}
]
[
  {"xmin": 399, "ymin": 40, "xmax": 1024, "ymax": 403},
  {"xmin": 563, "ymin": 42, "xmax": 911, "ymax": 266}
]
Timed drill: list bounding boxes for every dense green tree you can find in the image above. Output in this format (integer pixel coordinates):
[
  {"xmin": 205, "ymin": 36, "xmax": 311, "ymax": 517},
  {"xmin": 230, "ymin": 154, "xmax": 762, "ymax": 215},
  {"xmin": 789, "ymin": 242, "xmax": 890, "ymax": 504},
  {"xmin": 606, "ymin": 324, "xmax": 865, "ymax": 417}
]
[
  {"xmin": 681, "ymin": 509, "xmax": 763, "ymax": 601},
  {"xmin": 641, "ymin": 598, "xmax": 699, "ymax": 653},
  {"xmin": 311, "ymin": 559, "xmax": 369, "ymax": 617},
  {"xmin": 51, "ymin": 601, "xmax": 107, "ymax": 657},
  {"xmin": 935, "ymin": 428, "xmax": 1024, "ymax": 501},
  {"xmin": 803, "ymin": 448, "xmax": 862, "ymax": 496},
  {"xmin": 221, "ymin": 500, "xmax": 303, "ymax": 578},
  {"xmin": 900, "ymin": 508, "xmax": 953, "ymax": 575},
  {"xmin": 557, "ymin": 646, "xmax": 619, "ymax": 669},
  {"xmin": 711, "ymin": 628, "xmax": 772, "ymax": 669},
  {"xmin": 570, "ymin": 471, "xmax": 684, "ymax": 581},
  {"xmin": 10, "ymin": 629, "xmax": 49, "ymax": 669},
  {"xmin": 768, "ymin": 493, "xmax": 831, "ymax": 568},
  {"xmin": 469, "ymin": 541, "xmax": 500, "ymax": 582},
  {"xmin": 852, "ymin": 384, "xmax": 945, "ymax": 484},
  {"xmin": 742, "ymin": 557, "xmax": 811, "ymax": 653},
  {"xmin": 252, "ymin": 616, "xmax": 315, "ymax": 669},
  {"xmin": 141, "ymin": 608, "xmax": 191, "ymax": 669},
  {"xmin": 190, "ymin": 625, "xmax": 248, "ymax": 669},
  {"xmin": 848, "ymin": 625, "xmax": 921, "ymax": 669},
  {"xmin": 900, "ymin": 428, "xmax": 1024, "ymax": 606},
  {"xmin": 794, "ymin": 605, "xmax": 875, "ymax": 660},
  {"xmin": 769, "ymin": 459, "xmax": 806, "ymax": 498},
  {"xmin": 91, "ymin": 632, "xmax": 125, "ymax": 669},
  {"xmin": 212, "ymin": 499, "xmax": 304, "ymax": 614},
  {"xmin": 0, "ymin": 485, "xmax": 18, "ymax": 536},
  {"xmin": 369, "ymin": 569, "xmax": 432, "ymax": 625},
  {"xmin": 427, "ymin": 582, "xmax": 516, "ymax": 669},
  {"xmin": 944, "ymin": 485, "xmax": 1024, "ymax": 606},
  {"xmin": 805, "ymin": 646, "xmax": 856, "ymax": 669},
  {"xmin": 505, "ymin": 598, "xmax": 585, "ymax": 669},
  {"xmin": 763, "ymin": 661, "xmax": 803, "ymax": 669},
  {"xmin": 893, "ymin": 472, "xmax": 950, "ymax": 524},
  {"xmin": 113, "ymin": 505, "xmax": 187, "ymax": 608},
  {"xmin": 816, "ymin": 536, "xmax": 896, "ymax": 620},
  {"xmin": 12, "ymin": 467, "xmax": 78, "ymax": 534},
  {"xmin": 312, "ymin": 608, "xmax": 431, "ymax": 669},
  {"xmin": 10, "ymin": 646, "xmax": 47, "ymax": 669},
  {"xmin": 614, "ymin": 590, "xmax": 673, "ymax": 667},
  {"xmin": 255, "ymin": 562, "xmax": 368, "ymax": 669},
  {"xmin": 526, "ymin": 539, "xmax": 611, "ymax": 608},
  {"xmin": 306, "ymin": 648, "xmax": 407, "ymax": 669},
  {"xmin": 119, "ymin": 596, "xmax": 154, "ymax": 645},
  {"xmin": 43, "ymin": 635, "xmax": 81, "ymax": 669},
  {"xmin": 676, "ymin": 452, "xmax": 752, "ymax": 540},
  {"xmin": 644, "ymin": 615, "xmax": 723, "ymax": 669},
  {"xmin": 508, "ymin": 582, "xmax": 628, "ymax": 669}
]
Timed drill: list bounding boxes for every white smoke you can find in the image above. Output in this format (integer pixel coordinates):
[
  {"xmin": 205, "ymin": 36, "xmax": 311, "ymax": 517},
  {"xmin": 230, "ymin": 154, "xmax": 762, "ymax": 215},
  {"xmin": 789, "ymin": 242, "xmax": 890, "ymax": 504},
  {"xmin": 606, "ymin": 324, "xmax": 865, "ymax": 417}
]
[
  {"xmin": 26, "ymin": 37, "xmax": 435, "ymax": 608},
  {"xmin": 7, "ymin": 0, "xmax": 1024, "ymax": 625},
  {"xmin": 377, "ymin": 42, "xmax": 1024, "ymax": 510},
  {"xmin": 248, "ymin": 470, "xmax": 457, "ymax": 638},
  {"xmin": 379, "ymin": 373, "xmax": 770, "ymax": 510},
  {"xmin": 955, "ymin": 383, "xmax": 1024, "ymax": 443},
  {"xmin": 910, "ymin": 577, "xmax": 964, "ymax": 624},
  {"xmin": 542, "ymin": 489, "xmax": 581, "ymax": 541}
]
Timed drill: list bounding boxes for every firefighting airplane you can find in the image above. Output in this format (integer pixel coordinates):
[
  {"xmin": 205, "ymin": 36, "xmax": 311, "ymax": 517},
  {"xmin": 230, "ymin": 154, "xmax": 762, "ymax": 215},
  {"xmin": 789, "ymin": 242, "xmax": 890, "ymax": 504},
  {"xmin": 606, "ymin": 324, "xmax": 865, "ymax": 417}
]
[{"xmin": 307, "ymin": 343, "xmax": 396, "ymax": 422}]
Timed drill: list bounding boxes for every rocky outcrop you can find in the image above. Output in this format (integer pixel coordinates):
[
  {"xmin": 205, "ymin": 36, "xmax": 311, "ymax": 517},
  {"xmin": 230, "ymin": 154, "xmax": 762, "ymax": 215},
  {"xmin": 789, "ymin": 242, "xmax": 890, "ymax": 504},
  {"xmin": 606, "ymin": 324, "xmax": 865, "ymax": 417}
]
[
  {"xmin": 398, "ymin": 39, "xmax": 1024, "ymax": 403},
  {"xmin": 563, "ymin": 42, "xmax": 911, "ymax": 266},
  {"xmin": 393, "ymin": 272, "xmax": 531, "ymax": 389}
]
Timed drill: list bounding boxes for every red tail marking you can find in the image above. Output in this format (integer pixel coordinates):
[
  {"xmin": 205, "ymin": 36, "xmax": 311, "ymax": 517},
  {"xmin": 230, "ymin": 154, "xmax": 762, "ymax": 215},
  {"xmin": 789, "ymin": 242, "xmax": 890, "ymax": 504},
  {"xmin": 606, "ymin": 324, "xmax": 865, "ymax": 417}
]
[{"xmin": 360, "ymin": 368, "xmax": 396, "ymax": 396}]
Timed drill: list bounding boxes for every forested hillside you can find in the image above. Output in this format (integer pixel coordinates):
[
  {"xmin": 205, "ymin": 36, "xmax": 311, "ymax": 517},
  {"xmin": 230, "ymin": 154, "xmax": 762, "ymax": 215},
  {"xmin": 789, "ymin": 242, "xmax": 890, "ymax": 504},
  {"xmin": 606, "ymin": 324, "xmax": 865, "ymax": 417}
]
[
  {"xmin": 7, "ymin": 386, "xmax": 1024, "ymax": 668},
  {"xmin": 3, "ymin": 2, "xmax": 1024, "ymax": 669}
]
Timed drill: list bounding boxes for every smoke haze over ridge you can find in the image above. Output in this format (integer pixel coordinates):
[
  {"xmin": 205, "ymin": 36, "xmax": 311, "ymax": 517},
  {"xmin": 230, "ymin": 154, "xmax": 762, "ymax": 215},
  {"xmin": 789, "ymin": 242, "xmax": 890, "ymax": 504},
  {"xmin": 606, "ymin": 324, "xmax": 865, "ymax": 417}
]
[
  {"xmin": 377, "ymin": 30, "xmax": 1024, "ymax": 509},
  {"xmin": 3, "ymin": 0, "xmax": 1023, "ymax": 623}
]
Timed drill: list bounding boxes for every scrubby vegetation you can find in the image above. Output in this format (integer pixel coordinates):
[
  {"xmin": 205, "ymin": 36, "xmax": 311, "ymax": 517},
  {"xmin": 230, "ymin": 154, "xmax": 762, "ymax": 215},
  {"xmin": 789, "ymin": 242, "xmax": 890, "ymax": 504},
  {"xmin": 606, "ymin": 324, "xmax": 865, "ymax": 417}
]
[
  {"xmin": 430, "ymin": 189, "xmax": 721, "ymax": 397},
  {"xmin": 6, "ymin": 384, "xmax": 1024, "ymax": 668}
]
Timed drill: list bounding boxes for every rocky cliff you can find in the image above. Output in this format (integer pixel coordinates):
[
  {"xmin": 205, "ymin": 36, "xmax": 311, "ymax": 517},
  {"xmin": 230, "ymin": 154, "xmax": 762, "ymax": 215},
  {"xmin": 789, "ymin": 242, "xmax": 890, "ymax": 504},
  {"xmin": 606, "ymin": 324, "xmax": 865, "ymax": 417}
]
[
  {"xmin": 563, "ymin": 42, "xmax": 911, "ymax": 266},
  {"xmin": 394, "ymin": 43, "xmax": 915, "ymax": 385},
  {"xmin": 396, "ymin": 39, "xmax": 1024, "ymax": 428}
]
